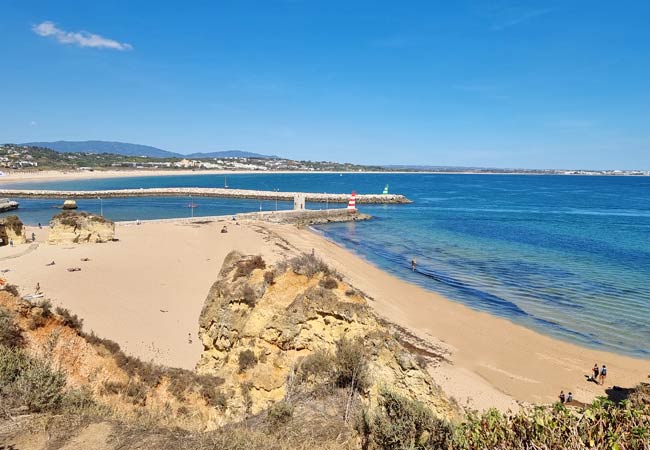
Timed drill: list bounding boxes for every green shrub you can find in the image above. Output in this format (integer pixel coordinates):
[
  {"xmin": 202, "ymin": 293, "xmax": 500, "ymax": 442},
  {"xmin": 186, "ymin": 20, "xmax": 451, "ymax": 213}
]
[
  {"xmin": 3, "ymin": 284, "xmax": 19, "ymax": 297},
  {"xmin": 0, "ymin": 345, "xmax": 66, "ymax": 412},
  {"xmin": 28, "ymin": 299, "xmax": 53, "ymax": 330},
  {"xmin": 0, "ymin": 307, "xmax": 23, "ymax": 348},
  {"xmin": 55, "ymin": 306, "xmax": 83, "ymax": 332},
  {"xmin": 298, "ymin": 349, "xmax": 334, "ymax": 383},
  {"xmin": 319, "ymin": 277, "xmax": 339, "ymax": 290},
  {"xmin": 289, "ymin": 253, "xmax": 331, "ymax": 278},
  {"xmin": 242, "ymin": 285, "xmax": 257, "ymax": 307},
  {"xmin": 358, "ymin": 388, "xmax": 453, "ymax": 450},
  {"xmin": 238, "ymin": 349, "xmax": 258, "ymax": 372},
  {"xmin": 334, "ymin": 337, "xmax": 369, "ymax": 392},
  {"xmin": 263, "ymin": 270, "xmax": 275, "ymax": 285},
  {"xmin": 233, "ymin": 255, "xmax": 266, "ymax": 280},
  {"xmin": 267, "ymin": 401, "xmax": 294, "ymax": 426}
]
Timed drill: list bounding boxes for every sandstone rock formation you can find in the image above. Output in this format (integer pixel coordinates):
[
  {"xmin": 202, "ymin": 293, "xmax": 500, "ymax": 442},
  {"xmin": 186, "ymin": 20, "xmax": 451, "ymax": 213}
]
[
  {"xmin": 62, "ymin": 199, "xmax": 78, "ymax": 209},
  {"xmin": 0, "ymin": 215, "xmax": 26, "ymax": 245},
  {"xmin": 197, "ymin": 251, "xmax": 455, "ymax": 422},
  {"xmin": 48, "ymin": 211, "xmax": 115, "ymax": 244}
]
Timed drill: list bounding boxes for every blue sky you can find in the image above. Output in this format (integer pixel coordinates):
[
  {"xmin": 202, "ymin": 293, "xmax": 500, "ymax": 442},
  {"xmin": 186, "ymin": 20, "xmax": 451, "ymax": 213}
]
[{"xmin": 1, "ymin": 0, "xmax": 649, "ymax": 169}]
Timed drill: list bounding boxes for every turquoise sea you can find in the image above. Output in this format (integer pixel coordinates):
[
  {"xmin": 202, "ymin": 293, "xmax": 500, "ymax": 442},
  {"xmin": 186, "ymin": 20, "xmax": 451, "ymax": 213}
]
[{"xmin": 3, "ymin": 173, "xmax": 650, "ymax": 357}]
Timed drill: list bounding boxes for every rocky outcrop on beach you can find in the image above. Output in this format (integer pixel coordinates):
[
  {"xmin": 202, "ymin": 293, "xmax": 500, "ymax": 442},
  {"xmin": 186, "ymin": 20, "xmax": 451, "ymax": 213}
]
[
  {"xmin": 48, "ymin": 211, "xmax": 115, "ymax": 244},
  {"xmin": 0, "ymin": 215, "xmax": 26, "ymax": 245},
  {"xmin": 0, "ymin": 198, "xmax": 19, "ymax": 213},
  {"xmin": 197, "ymin": 251, "xmax": 455, "ymax": 422},
  {"xmin": 62, "ymin": 199, "xmax": 78, "ymax": 209}
]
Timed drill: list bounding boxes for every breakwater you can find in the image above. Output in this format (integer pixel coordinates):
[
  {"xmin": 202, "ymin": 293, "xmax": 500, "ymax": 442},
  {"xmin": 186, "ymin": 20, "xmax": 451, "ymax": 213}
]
[
  {"xmin": 117, "ymin": 208, "xmax": 370, "ymax": 227},
  {"xmin": 0, "ymin": 188, "xmax": 410, "ymax": 204}
]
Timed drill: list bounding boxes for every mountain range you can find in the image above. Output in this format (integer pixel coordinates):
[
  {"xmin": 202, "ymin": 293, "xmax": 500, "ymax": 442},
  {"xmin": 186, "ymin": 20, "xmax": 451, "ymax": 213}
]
[{"xmin": 22, "ymin": 141, "xmax": 277, "ymax": 159}]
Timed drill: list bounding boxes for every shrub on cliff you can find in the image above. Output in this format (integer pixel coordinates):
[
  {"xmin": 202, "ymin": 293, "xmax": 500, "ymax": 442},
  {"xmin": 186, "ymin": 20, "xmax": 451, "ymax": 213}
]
[
  {"xmin": 3, "ymin": 283, "xmax": 20, "ymax": 297},
  {"xmin": 289, "ymin": 253, "xmax": 331, "ymax": 278},
  {"xmin": 55, "ymin": 306, "xmax": 84, "ymax": 332},
  {"xmin": 233, "ymin": 255, "xmax": 266, "ymax": 280},
  {"xmin": 0, "ymin": 307, "xmax": 23, "ymax": 348},
  {"xmin": 52, "ymin": 211, "xmax": 111, "ymax": 227},
  {"xmin": 358, "ymin": 388, "xmax": 453, "ymax": 450},
  {"xmin": 0, "ymin": 345, "xmax": 66, "ymax": 413},
  {"xmin": 267, "ymin": 401, "xmax": 294, "ymax": 426},
  {"xmin": 319, "ymin": 276, "xmax": 339, "ymax": 290},
  {"xmin": 238, "ymin": 349, "xmax": 258, "ymax": 372},
  {"xmin": 334, "ymin": 337, "xmax": 370, "ymax": 392}
]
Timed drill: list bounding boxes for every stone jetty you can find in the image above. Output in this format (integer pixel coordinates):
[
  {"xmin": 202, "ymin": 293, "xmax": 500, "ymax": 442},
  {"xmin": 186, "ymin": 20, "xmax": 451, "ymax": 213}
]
[{"xmin": 0, "ymin": 188, "xmax": 411, "ymax": 204}]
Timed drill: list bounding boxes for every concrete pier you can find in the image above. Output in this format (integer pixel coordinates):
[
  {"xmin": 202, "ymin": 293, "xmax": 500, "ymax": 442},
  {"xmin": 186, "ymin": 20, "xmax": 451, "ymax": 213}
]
[{"xmin": 0, "ymin": 187, "xmax": 411, "ymax": 204}]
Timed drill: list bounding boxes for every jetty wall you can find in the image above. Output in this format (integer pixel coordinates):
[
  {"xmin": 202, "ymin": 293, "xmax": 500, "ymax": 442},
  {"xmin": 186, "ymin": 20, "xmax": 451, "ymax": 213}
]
[
  {"xmin": 0, "ymin": 187, "xmax": 410, "ymax": 204},
  {"xmin": 117, "ymin": 208, "xmax": 369, "ymax": 227}
]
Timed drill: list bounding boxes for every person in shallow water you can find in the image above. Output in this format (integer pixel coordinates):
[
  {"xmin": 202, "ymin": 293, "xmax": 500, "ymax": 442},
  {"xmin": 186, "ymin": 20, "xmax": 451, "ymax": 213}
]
[{"xmin": 411, "ymin": 258, "xmax": 417, "ymax": 271}]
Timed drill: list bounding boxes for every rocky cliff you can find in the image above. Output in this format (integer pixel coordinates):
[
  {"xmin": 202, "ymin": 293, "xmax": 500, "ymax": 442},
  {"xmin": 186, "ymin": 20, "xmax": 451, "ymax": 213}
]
[
  {"xmin": 48, "ymin": 211, "xmax": 115, "ymax": 244},
  {"xmin": 0, "ymin": 215, "xmax": 26, "ymax": 245},
  {"xmin": 197, "ymin": 251, "xmax": 455, "ymax": 422}
]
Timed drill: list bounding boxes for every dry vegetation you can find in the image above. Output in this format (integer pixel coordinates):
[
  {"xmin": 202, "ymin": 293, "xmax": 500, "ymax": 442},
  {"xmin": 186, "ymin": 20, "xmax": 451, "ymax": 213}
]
[{"xmin": 52, "ymin": 210, "xmax": 112, "ymax": 227}]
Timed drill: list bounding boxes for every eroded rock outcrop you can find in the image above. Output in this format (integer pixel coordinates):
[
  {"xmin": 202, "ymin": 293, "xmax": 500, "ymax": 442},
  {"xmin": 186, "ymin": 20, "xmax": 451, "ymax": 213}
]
[
  {"xmin": 0, "ymin": 215, "xmax": 26, "ymax": 245},
  {"xmin": 48, "ymin": 211, "xmax": 115, "ymax": 244},
  {"xmin": 197, "ymin": 251, "xmax": 455, "ymax": 422}
]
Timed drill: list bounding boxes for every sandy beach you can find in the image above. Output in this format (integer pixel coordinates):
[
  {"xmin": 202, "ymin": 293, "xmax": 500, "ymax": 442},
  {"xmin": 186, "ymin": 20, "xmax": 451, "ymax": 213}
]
[
  {"xmin": 2, "ymin": 217, "xmax": 649, "ymax": 412},
  {"xmin": 0, "ymin": 169, "xmax": 273, "ymax": 185}
]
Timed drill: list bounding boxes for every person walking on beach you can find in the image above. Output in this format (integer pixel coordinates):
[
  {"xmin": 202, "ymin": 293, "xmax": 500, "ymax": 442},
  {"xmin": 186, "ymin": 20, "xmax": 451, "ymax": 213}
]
[
  {"xmin": 592, "ymin": 363, "xmax": 600, "ymax": 382},
  {"xmin": 31, "ymin": 232, "xmax": 36, "ymax": 242},
  {"xmin": 600, "ymin": 365, "xmax": 607, "ymax": 385},
  {"xmin": 411, "ymin": 258, "xmax": 417, "ymax": 271},
  {"xmin": 559, "ymin": 390, "xmax": 566, "ymax": 403}
]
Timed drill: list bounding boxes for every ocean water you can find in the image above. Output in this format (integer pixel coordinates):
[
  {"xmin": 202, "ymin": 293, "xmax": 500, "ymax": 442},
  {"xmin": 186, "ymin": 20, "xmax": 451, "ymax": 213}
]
[{"xmin": 3, "ymin": 173, "xmax": 650, "ymax": 357}]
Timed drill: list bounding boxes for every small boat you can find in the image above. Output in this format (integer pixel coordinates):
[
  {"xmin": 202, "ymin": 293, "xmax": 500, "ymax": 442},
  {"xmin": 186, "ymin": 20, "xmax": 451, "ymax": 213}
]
[
  {"xmin": 187, "ymin": 203, "xmax": 199, "ymax": 208},
  {"xmin": 224, "ymin": 175, "xmax": 229, "ymax": 188}
]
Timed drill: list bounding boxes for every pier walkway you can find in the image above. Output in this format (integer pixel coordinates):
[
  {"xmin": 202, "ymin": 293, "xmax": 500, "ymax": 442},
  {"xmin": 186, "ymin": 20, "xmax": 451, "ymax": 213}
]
[{"xmin": 0, "ymin": 187, "xmax": 411, "ymax": 204}]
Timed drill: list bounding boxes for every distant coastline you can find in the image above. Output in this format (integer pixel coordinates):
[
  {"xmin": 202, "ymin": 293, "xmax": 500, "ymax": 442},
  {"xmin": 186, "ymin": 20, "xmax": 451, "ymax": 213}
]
[{"xmin": 1, "ymin": 168, "xmax": 649, "ymax": 186}]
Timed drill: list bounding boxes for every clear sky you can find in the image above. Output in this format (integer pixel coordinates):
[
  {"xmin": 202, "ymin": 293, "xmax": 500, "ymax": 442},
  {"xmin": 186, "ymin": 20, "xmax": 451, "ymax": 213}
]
[{"xmin": 1, "ymin": 0, "xmax": 649, "ymax": 169}]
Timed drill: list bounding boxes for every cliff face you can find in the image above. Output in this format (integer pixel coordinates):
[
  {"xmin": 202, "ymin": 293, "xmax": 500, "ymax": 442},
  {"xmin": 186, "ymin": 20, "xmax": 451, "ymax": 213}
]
[
  {"xmin": 48, "ymin": 211, "xmax": 115, "ymax": 244},
  {"xmin": 197, "ymin": 251, "xmax": 455, "ymax": 422},
  {"xmin": 0, "ymin": 215, "xmax": 26, "ymax": 245}
]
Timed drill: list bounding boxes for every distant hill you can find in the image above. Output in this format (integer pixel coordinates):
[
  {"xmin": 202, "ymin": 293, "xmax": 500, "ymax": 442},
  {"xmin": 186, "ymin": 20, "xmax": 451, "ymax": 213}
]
[
  {"xmin": 185, "ymin": 150, "xmax": 279, "ymax": 159},
  {"xmin": 22, "ymin": 140, "xmax": 277, "ymax": 159}
]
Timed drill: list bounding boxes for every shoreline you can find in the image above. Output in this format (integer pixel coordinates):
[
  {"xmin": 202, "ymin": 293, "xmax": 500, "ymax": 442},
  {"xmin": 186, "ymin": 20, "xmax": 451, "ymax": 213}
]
[
  {"xmin": 2, "ymin": 217, "xmax": 649, "ymax": 412},
  {"xmin": 1, "ymin": 169, "xmax": 645, "ymax": 186}
]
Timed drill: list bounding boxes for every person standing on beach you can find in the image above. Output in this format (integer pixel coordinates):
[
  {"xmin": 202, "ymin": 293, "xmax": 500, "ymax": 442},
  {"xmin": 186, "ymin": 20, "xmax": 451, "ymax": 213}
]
[
  {"xmin": 559, "ymin": 390, "xmax": 566, "ymax": 403},
  {"xmin": 600, "ymin": 365, "xmax": 607, "ymax": 385},
  {"xmin": 567, "ymin": 392, "xmax": 573, "ymax": 403},
  {"xmin": 592, "ymin": 363, "xmax": 599, "ymax": 382}
]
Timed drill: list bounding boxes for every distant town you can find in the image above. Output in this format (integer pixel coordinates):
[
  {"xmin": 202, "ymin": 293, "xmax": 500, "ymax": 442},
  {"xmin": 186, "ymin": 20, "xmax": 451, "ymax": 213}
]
[{"xmin": 1, "ymin": 143, "xmax": 648, "ymax": 176}]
